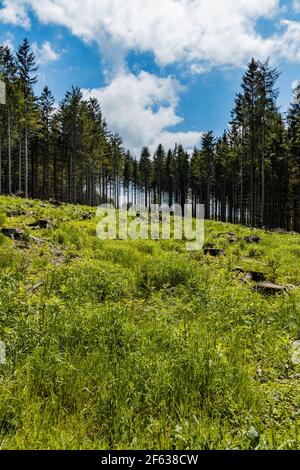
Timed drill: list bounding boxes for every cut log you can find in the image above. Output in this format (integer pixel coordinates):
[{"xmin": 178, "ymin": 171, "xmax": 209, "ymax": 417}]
[{"xmin": 204, "ymin": 248, "xmax": 225, "ymax": 257}]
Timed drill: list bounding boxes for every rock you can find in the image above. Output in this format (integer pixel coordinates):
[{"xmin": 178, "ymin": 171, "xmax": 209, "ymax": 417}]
[
  {"xmin": 246, "ymin": 426, "xmax": 259, "ymax": 447},
  {"xmin": 291, "ymin": 340, "xmax": 300, "ymax": 366},
  {"xmin": 1, "ymin": 228, "xmax": 26, "ymax": 241},
  {"xmin": 204, "ymin": 248, "xmax": 225, "ymax": 257},
  {"xmin": 255, "ymin": 281, "xmax": 286, "ymax": 295},
  {"xmin": 245, "ymin": 235, "xmax": 261, "ymax": 244},
  {"xmin": 29, "ymin": 219, "xmax": 52, "ymax": 229}
]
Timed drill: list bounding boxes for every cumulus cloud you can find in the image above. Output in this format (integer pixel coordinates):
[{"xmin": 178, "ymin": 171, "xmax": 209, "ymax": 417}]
[
  {"xmin": 0, "ymin": 0, "xmax": 298, "ymax": 69},
  {"xmin": 82, "ymin": 71, "xmax": 202, "ymax": 155},
  {"xmin": 32, "ymin": 41, "xmax": 60, "ymax": 65},
  {"xmin": 3, "ymin": 0, "xmax": 300, "ymax": 153}
]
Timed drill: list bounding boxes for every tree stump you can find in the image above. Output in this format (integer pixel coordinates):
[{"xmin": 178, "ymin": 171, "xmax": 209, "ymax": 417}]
[
  {"xmin": 49, "ymin": 199, "xmax": 62, "ymax": 207},
  {"xmin": 81, "ymin": 212, "xmax": 93, "ymax": 220},
  {"xmin": 246, "ymin": 271, "xmax": 267, "ymax": 282},
  {"xmin": 1, "ymin": 228, "xmax": 26, "ymax": 241},
  {"xmin": 29, "ymin": 219, "xmax": 52, "ymax": 229},
  {"xmin": 245, "ymin": 235, "xmax": 261, "ymax": 244},
  {"xmin": 204, "ymin": 248, "xmax": 225, "ymax": 257}
]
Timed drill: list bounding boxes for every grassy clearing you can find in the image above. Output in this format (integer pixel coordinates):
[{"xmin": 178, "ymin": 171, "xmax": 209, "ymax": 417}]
[{"xmin": 0, "ymin": 195, "xmax": 300, "ymax": 450}]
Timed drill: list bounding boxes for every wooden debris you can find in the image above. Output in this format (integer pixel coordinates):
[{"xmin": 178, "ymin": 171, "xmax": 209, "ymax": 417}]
[{"xmin": 30, "ymin": 236, "xmax": 47, "ymax": 245}]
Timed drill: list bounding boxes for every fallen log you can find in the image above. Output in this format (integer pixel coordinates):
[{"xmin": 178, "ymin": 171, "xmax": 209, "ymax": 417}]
[{"xmin": 255, "ymin": 281, "xmax": 286, "ymax": 295}]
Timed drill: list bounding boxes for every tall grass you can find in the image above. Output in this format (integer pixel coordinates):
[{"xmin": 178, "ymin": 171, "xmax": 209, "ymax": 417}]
[{"xmin": 0, "ymin": 196, "xmax": 299, "ymax": 449}]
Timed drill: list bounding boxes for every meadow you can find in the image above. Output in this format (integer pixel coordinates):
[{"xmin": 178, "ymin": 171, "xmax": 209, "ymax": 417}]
[{"xmin": 0, "ymin": 195, "xmax": 299, "ymax": 450}]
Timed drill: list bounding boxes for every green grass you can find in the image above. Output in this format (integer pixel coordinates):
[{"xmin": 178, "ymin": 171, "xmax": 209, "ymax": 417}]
[{"xmin": 0, "ymin": 195, "xmax": 300, "ymax": 450}]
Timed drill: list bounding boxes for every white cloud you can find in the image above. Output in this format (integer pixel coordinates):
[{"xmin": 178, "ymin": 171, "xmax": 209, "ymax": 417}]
[
  {"xmin": 293, "ymin": 0, "xmax": 300, "ymax": 13},
  {"xmin": 0, "ymin": 0, "xmax": 298, "ymax": 70},
  {"xmin": 272, "ymin": 19, "xmax": 300, "ymax": 62},
  {"xmin": 32, "ymin": 41, "xmax": 60, "ymax": 65},
  {"xmin": 0, "ymin": 0, "xmax": 30, "ymax": 29},
  {"xmin": 1, "ymin": 33, "xmax": 14, "ymax": 51},
  {"xmin": 3, "ymin": 0, "xmax": 300, "ymax": 153},
  {"xmin": 82, "ymin": 71, "xmax": 202, "ymax": 155}
]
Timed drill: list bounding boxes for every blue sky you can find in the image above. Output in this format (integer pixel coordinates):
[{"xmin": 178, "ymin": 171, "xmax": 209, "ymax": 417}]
[{"xmin": 1, "ymin": 0, "xmax": 300, "ymax": 155}]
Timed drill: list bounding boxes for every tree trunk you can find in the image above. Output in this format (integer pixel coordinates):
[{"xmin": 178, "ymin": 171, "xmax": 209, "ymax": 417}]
[{"xmin": 8, "ymin": 109, "xmax": 12, "ymax": 194}]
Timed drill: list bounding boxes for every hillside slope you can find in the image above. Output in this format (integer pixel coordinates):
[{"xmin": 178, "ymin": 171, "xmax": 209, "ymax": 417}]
[{"xmin": 0, "ymin": 196, "xmax": 300, "ymax": 450}]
